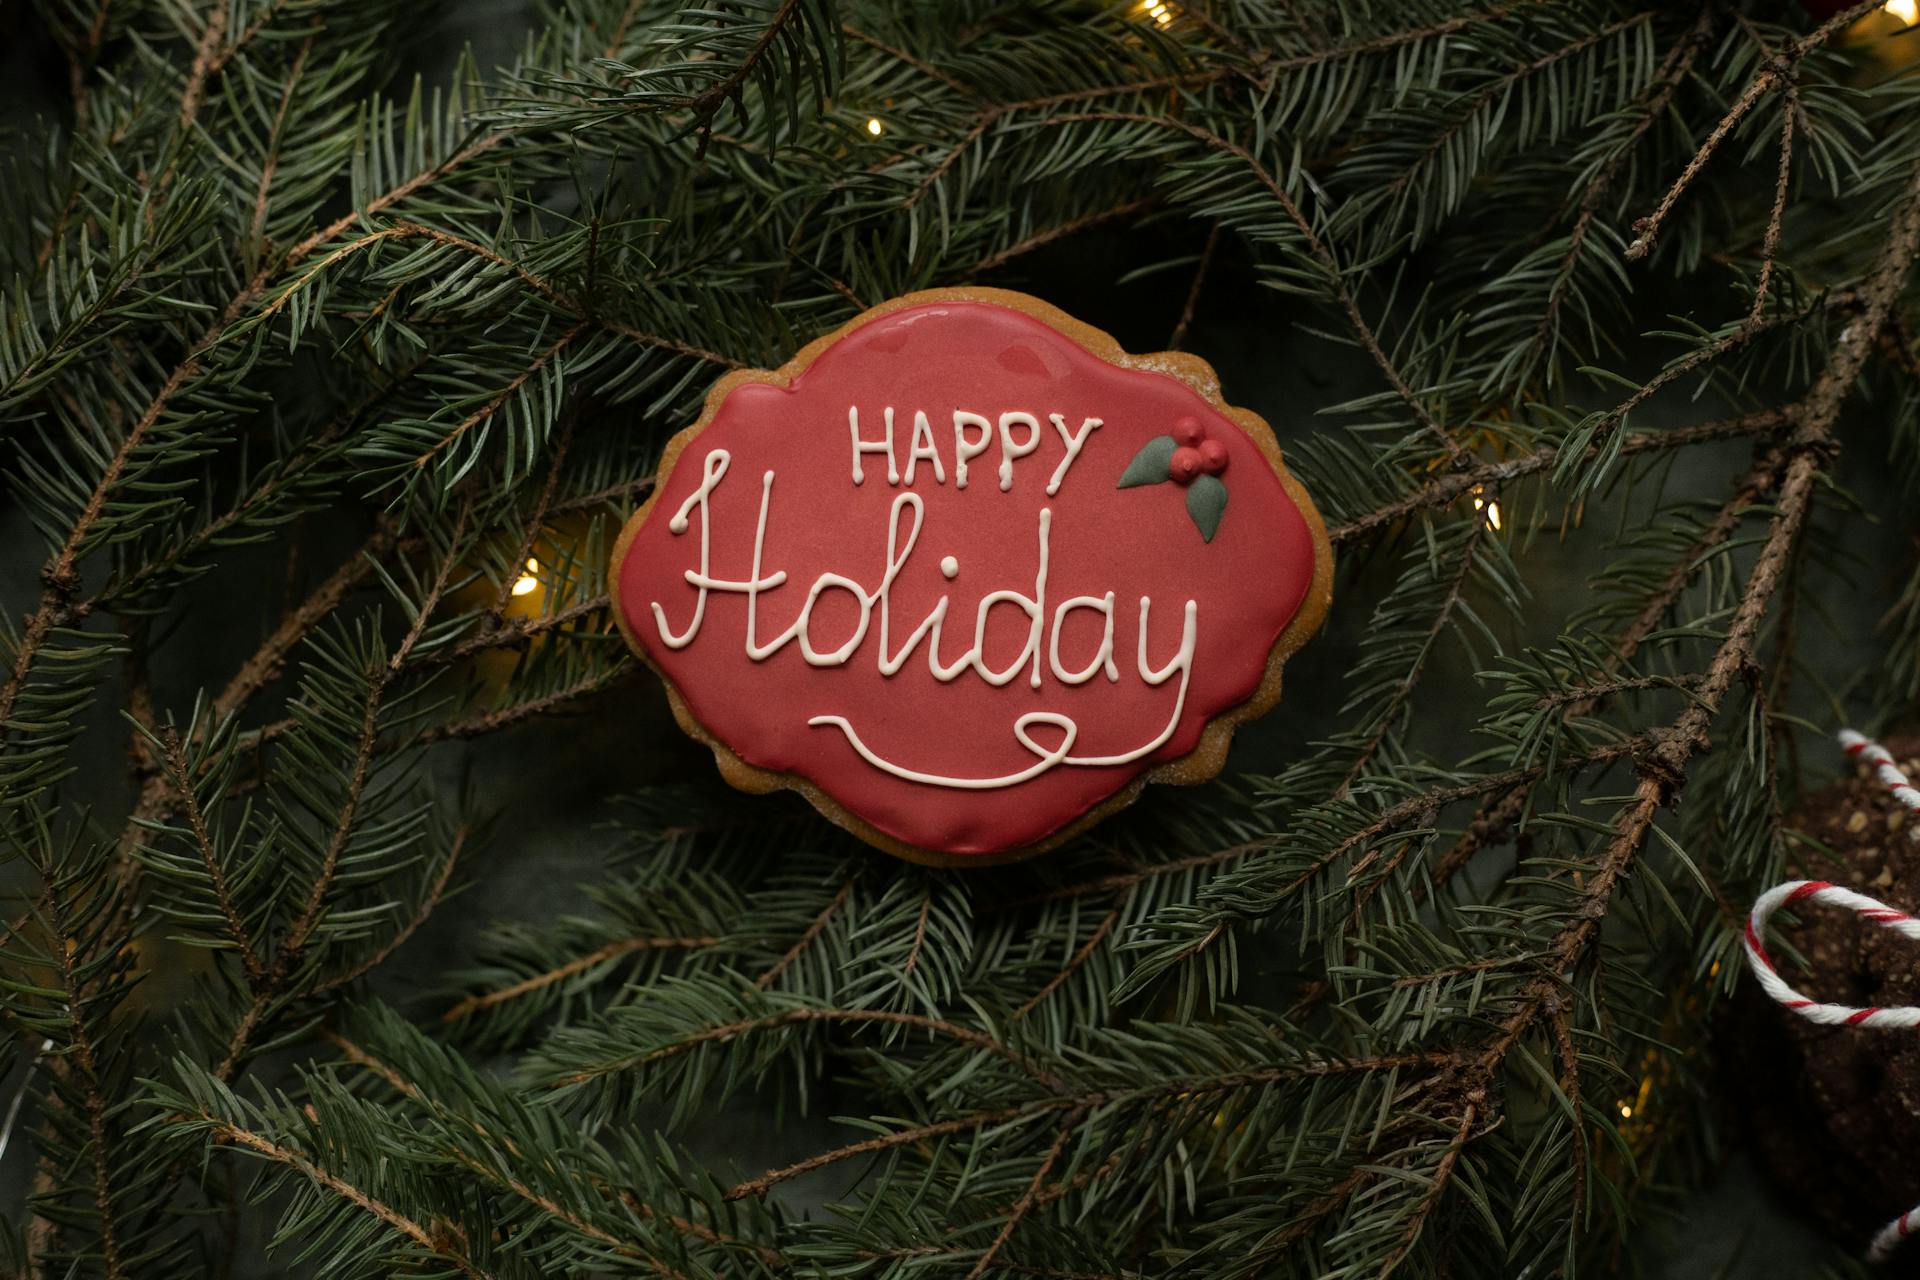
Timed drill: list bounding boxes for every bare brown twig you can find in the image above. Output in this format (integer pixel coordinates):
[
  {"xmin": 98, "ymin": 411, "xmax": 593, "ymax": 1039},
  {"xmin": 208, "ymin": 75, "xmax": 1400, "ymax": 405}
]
[
  {"xmin": 1625, "ymin": 0, "xmax": 1880, "ymax": 262},
  {"xmin": 1750, "ymin": 86, "xmax": 1799, "ymax": 328}
]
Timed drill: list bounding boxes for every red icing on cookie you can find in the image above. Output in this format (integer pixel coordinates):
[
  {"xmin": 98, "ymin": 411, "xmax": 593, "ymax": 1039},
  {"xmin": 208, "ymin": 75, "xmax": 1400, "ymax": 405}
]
[{"xmin": 614, "ymin": 297, "xmax": 1323, "ymax": 858}]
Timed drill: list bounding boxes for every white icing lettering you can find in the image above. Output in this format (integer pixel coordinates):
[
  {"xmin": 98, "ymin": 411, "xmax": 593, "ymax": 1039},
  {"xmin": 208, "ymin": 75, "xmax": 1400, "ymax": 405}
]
[
  {"xmin": 968, "ymin": 508, "xmax": 1049, "ymax": 689},
  {"xmin": 1046, "ymin": 414, "xmax": 1103, "ymax": 495},
  {"xmin": 953, "ymin": 412, "xmax": 992, "ymax": 489},
  {"xmin": 997, "ymin": 412, "xmax": 1041, "ymax": 491},
  {"xmin": 809, "ymin": 711, "xmax": 1079, "ymax": 790},
  {"xmin": 809, "ymin": 601, "xmax": 1197, "ymax": 788},
  {"xmin": 1049, "ymin": 592, "xmax": 1118, "ymax": 684},
  {"xmin": 647, "ymin": 455, "xmax": 1204, "ymax": 792},
  {"xmin": 877, "ymin": 493, "xmax": 947, "ymax": 676},
  {"xmin": 1062, "ymin": 598, "xmax": 1196, "ymax": 767},
  {"xmin": 904, "ymin": 410, "xmax": 946, "ymax": 486},
  {"xmin": 650, "ymin": 449, "xmax": 732, "ymax": 649},
  {"xmin": 849, "ymin": 405, "xmax": 897, "ymax": 486}
]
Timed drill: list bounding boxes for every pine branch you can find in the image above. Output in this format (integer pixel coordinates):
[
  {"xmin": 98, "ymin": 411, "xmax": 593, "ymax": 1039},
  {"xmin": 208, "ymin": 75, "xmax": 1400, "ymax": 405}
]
[
  {"xmin": 1383, "ymin": 13, "xmax": 1655, "ymax": 205},
  {"xmin": 1336, "ymin": 515, "xmax": 1489, "ymax": 793},
  {"xmin": 1625, "ymin": 0, "xmax": 1880, "ymax": 261},
  {"xmin": 155, "ymin": 726, "xmax": 264, "ymax": 987},
  {"xmin": 313, "ymin": 824, "xmax": 473, "ymax": 996},
  {"xmin": 967, "ymin": 199, "xmax": 1160, "ymax": 275},
  {"xmin": 1012, "ymin": 907, "xmax": 1119, "ymax": 1022},
  {"xmin": 1547, "ymin": 998, "xmax": 1588, "ymax": 1231},
  {"xmin": 415, "ymin": 665, "xmax": 634, "ymax": 745},
  {"xmin": 1749, "ymin": 86, "xmax": 1799, "ymax": 328},
  {"xmin": 963, "ymin": 1118, "xmax": 1079, "ymax": 1280},
  {"xmin": 175, "ymin": 0, "xmax": 231, "ymax": 136},
  {"xmin": 11, "ymin": 5, "xmax": 1920, "ymax": 1272},
  {"xmin": 37, "ymin": 868, "xmax": 125, "ymax": 1279},
  {"xmin": 547, "ymin": 1004, "xmax": 1060, "ymax": 1091},
  {"xmin": 727, "ymin": 1051, "xmax": 1455, "ymax": 1202},
  {"xmin": 188, "ymin": 1113, "xmax": 499, "ymax": 1279},
  {"xmin": 1523, "ymin": 4, "xmax": 1713, "ymax": 377},
  {"xmin": 277, "ymin": 510, "xmax": 465, "ymax": 971},
  {"xmin": 3, "ymin": 112, "xmax": 516, "ymax": 791},
  {"xmin": 323, "ymin": 1027, "xmax": 781, "ymax": 1267},
  {"xmin": 1048, "ymin": 109, "xmax": 1469, "ymax": 467},
  {"xmin": 120, "ymin": 522, "xmax": 398, "ymax": 842},
  {"xmin": 755, "ymin": 875, "xmax": 853, "ymax": 988},
  {"xmin": 443, "ymin": 931, "xmax": 716, "ymax": 1023},
  {"xmin": 409, "ymin": 322, "xmax": 587, "ymax": 471},
  {"xmin": 1371, "ymin": 149, "xmax": 1920, "ymax": 1260},
  {"xmin": 684, "ymin": 0, "xmax": 806, "ymax": 155},
  {"xmin": 1427, "ymin": 451, "xmax": 1781, "ymax": 896},
  {"xmin": 1376, "ymin": 1100, "xmax": 1479, "ymax": 1278}
]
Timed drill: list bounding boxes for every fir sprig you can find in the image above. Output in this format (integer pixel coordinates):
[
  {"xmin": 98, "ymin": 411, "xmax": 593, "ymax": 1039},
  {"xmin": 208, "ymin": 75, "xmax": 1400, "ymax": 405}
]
[{"xmin": 5, "ymin": 0, "xmax": 1920, "ymax": 1275}]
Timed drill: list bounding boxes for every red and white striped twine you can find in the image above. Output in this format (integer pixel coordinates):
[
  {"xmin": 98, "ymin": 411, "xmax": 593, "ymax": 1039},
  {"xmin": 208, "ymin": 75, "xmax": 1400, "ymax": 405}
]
[
  {"xmin": 1841, "ymin": 729, "xmax": 1920, "ymax": 831},
  {"xmin": 1742, "ymin": 729, "xmax": 1920, "ymax": 1264}
]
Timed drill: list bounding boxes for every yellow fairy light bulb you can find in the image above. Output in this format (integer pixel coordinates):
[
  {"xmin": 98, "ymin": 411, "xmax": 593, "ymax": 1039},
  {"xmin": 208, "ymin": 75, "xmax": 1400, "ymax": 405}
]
[
  {"xmin": 1137, "ymin": 0, "xmax": 1176, "ymax": 26},
  {"xmin": 1469, "ymin": 486, "xmax": 1503, "ymax": 531},
  {"xmin": 511, "ymin": 558, "xmax": 540, "ymax": 597},
  {"xmin": 1619, "ymin": 1103, "xmax": 1633, "ymax": 1119},
  {"xmin": 866, "ymin": 117, "xmax": 884, "ymax": 137},
  {"xmin": 1888, "ymin": 0, "xmax": 1917, "ymax": 23}
]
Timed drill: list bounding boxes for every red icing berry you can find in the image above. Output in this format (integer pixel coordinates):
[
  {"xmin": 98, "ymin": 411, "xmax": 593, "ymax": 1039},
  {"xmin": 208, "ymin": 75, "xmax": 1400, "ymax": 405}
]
[
  {"xmin": 1169, "ymin": 446, "xmax": 1204, "ymax": 485},
  {"xmin": 1172, "ymin": 415, "xmax": 1206, "ymax": 447},
  {"xmin": 1198, "ymin": 439, "xmax": 1228, "ymax": 475}
]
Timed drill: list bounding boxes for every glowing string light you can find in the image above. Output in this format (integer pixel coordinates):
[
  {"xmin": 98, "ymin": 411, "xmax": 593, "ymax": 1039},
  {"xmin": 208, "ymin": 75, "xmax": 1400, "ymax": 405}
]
[
  {"xmin": 1470, "ymin": 485, "xmax": 1503, "ymax": 531},
  {"xmin": 511, "ymin": 558, "xmax": 541, "ymax": 597},
  {"xmin": 866, "ymin": 117, "xmax": 884, "ymax": 137},
  {"xmin": 1889, "ymin": 0, "xmax": 1917, "ymax": 24},
  {"xmin": 1137, "ymin": 0, "xmax": 1176, "ymax": 26}
]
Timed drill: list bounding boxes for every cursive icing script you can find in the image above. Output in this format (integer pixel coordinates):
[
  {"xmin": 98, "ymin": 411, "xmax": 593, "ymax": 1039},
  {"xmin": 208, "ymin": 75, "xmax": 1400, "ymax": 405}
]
[{"xmin": 648, "ymin": 446, "xmax": 1199, "ymax": 790}]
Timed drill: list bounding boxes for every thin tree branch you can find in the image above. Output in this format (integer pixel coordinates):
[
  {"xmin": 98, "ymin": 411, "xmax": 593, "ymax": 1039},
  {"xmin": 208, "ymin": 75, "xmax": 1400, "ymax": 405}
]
[
  {"xmin": 963, "ymin": 1119, "xmax": 1078, "ymax": 1280},
  {"xmin": 156, "ymin": 726, "xmax": 264, "ymax": 986},
  {"xmin": 443, "ymin": 931, "xmax": 716, "ymax": 1022},
  {"xmin": 175, "ymin": 1, "xmax": 231, "ymax": 136},
  {"xmin": 38, "ymin": 871, "xmax": 125, "ymax": 1279},
  {"xmin": 197, "ymin": 1115, "xmax": 497, "ymax": 1279},
  {"xmin": 547, "ymin": 1005, "xmax": 1059, "ymax": 1091},
  {"xmin": 1527, "ymin": 5, "xmax": 1713, "ymax": 370},
  {"xmin": 967, "ymin": 199, "xmax": 1160, "ymax": 275},
  {"xmin": 1013, "ymin": 908, "xmax": 1119, "ymax": 1020},
  {"xmin": 1377, "ymin": 151, "xmax": 1920, "ymax": 1254},
  {"xmin": 1328, "ymin": 409, "xmax": 1790, "ymax": 545},
  {"xmin": 313, "ymin": 825, "xmax": 473, "ymax": 995},
  {"xmin": 1168, "ymin": 222, "xmax": 1222, "ymax": 351},
  {"xmin": 1625, "ymin": 0, "xmax": 1878, "ymax": 261},
  {"xmin": 245, "ymin": 37, "xmax": 313, "ymax": 260},
  {"xmin": 1046, "ymin": 110, "xmax": 1469, "ymax": 467},
  {"xmin": 685, "ymin": 0, "xmax": 804, "ymax": 156},
  {"xmin": 756, "ymin": 877, "xmax": 854, "ymax": 989},
  {"xmin": 1749, "ymin": 87, "xmax": 1798, "ymax": 327}
]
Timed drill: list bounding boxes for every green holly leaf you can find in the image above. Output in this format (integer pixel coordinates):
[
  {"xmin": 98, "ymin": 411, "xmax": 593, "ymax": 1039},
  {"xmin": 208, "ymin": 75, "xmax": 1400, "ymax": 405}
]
[
  {"xmin": 1117, "ymin": 436, "xmax": 1176, "ymax": 488},
  {"xmin": 1187, "ymin": 474, "xmax": 1227, "ymax": 542}
]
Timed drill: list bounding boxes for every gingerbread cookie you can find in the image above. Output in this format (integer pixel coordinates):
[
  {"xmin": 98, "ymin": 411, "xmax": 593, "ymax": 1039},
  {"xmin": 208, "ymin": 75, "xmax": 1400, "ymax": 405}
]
[{"xmin": 609, "ymin": 288, "xmax": 1332, "ymax": 864}]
